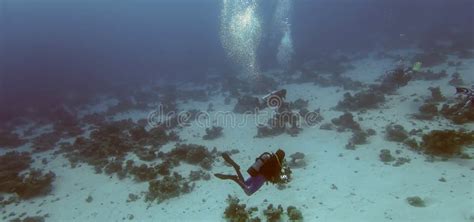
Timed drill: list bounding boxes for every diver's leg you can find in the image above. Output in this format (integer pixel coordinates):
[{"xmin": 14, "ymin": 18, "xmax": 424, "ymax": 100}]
[
  {"xmin": 214, "ymin": 173, "xmax": 237, "ymax": 180},
  {"xmin": 222, "ymin": 153, "xmax": 240, "ymax": 169},
  {"xmin": 240, "ymin": 175, "xmax": 266, "ymax": 196},
  {"xmin": 215, "ymin": 173, "xmax": 252, "ymax": 195},
  {"xmin": 233, "ymin": 178, "xmax": 253, "ymax": 196},
  {"xmin": 233, "ymin": 168, "xmax": 245, "ymax": 183},
  {"xmin": 222, "ymin": 153, "xmax": 245, "ymax": 182}
]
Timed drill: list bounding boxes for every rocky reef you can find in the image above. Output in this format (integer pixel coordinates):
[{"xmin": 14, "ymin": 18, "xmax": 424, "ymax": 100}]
[
  {"xmin": 384, "ymin": 124, "xmax": 409, "ymax": 142},
  {"xmin": 223, "ymin": 195, "xmax": 303, "ymax": 222},
  {"xmin": 145, "ymin": 172, "xmax": 194, "ymax": 203},
  {"xmin": 413, "ymin": 103, "xmax": 438, "ymax": 120},
  {"xmin": 203, "ymin": 126, "xmax": 223, "ymax": 140},
  {"xmin": 0, "ymin": 130, "xmax": 25, "ymax": 149},
  {"xmin": 421, "ymin": 130, "xmax": 474, "ymax": 157},
  {"xmin": 0, "ymin": 151, "xmax": 55, "ymax": 199},
  {"xmin": 331, "ymin": 112, "xmax": 361, "ymax": 132},
  {"xmin": 223, "ymin": 195, "xmax": 259, "ymax": 222},
  {"xmin": 440, "ymin": 101, "xmax": 474, "ymax": 124},
  {"xmin": 335, "ymin": 91, "xmax": 385, "ymax": 111},
  {"xmin": 411, "ymin": 69, "xmax": 448, "ymax": 81},
  {"xmin": 412, "ymin": 51, "xmax": 447, "ymax": 67},
  {"xmin": 233, "ymin": 96, "xmax": 263, "ymax": 114},
  {"xmin": 426, "ymin": 87, "xmax": 445, "ymax": 103},
  {"xmin": 372, "ymin": 67, "xmax": 412, "ymax": 94}
]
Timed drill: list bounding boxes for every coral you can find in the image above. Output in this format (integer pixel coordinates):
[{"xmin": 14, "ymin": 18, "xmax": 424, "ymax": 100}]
[
  {"xmin": 263, "ymin": 204, "xmax": 284, "ymax": 222},
  {"xmin": 331, "ymin": 112, "xmax": 361, "ymax": 132},
  {"xmin": 224, "ymin": 195, "xmax": 252, "ymax": 222},
  {"xmin": 15, "ymin": 169, "xmax": 56, "ymax": 199},
  {"xmin": 288, "ymin": 152, "xmax": 306, "ymax": 168},
  {"xmin": 411, "ymin": 70, "xmax": 448, "ymax": 81},
  {"xmin": 373, "ymin": 68, "xmax": 412, "ymax": 94},
  {"xmin": 207, "ymin": 103, "xmax": 215, "ymax": 112},
  {"xmin": 448, "ymin": 72, "xmax": 464, "ymax": 86},
  {"xmin": 134, "ymin": 147, "xmax": 157, "ymax": 161},
  {"xmin": 379, "ymin": 149, "xmax": 395, "ymax": 163},
  {"xmin": 427, "ymin": 87, "xmax": 445, "ymax": 103},
  {"xmin": 129, "ymin": 164, "xmax": 158, "ymax": 182},
  {"xmin": 188, "ymin": 170, "xmax": 211, "ymax": 181},
  {"xmin": 256, "ymin": 124, "xmax": 285, "ymax": 138},
  {"xmin": 0, "ymin": 130, "xmax": 25, "ymax": 149},
  {"xmin": 440, "ymin": 102, "xmax": 474, "ymax": 124},
  {"xmin": 156, "ymin": 161, "xmax": 172, "ymax": 176},
  {"xmin": 299, "ymin": 108, "xmax": 324, "ymax": 126},
  {"xmin": 203, "ymin": 126, "xmax": 223, "ymax": 140},
  {"xmin": 145, "ymin": 172, "xmax": 194, "ymax": 203},
  {"xmin": 167, "ymin": 144, "xmax": 216, "ymax": 170},
  {"xmin": 412, "ymin": 51, "xmax": 447, "ymax": 67},
  {"xmin": 287, "ymin": 206, "xmax": 303, "ymax": 221},
  {"xmin": 403, "ymin": 138, "xmax": 419, "ymax": 150},
  {"xmin": 290, "ymin": 99, "xmax": 309, "ymax": 110},
  {"xmin": 52, "ymin": 107, "xmax": 84, "ymax": 137},
  {"xmin": 233, "ymin": 96, "xmax": 262, "ymax": 114},
  {"xmin": 32, "ymin": 132, "xmax": 62, "ymax": 152},
  {"xmin": 421, "ymin": 130, "xmax": 474, "ymax": 157},
  {"xmin": 59, "ymin": 120, "xmax": 147, "ymax": 174},
  {"xmin": 104, "ymin": 160, "xmax": 125, "ymax": 178},
  {"xmin": 393, "ymin": 157, "xmax": 411, "ymax": 167},
  {"xmin": 11, "ymin": 216, "xmax": 46, "ymax": 222},
  {"xmin": 222, "ymin": 196, "xmax": 303, "ymax": 222},
  {"xmin": 82, "ymin": 113, "xmax": 107, "ymax": 126},
  {"xmin": 0, "ymin": 151, "xmax": 32, "ymax": 194},
  {"xmin": 286, "ymin": 127, "xmax": 301, "ymax": 137},
  {"xmin": 126, "ymin": 193, "xmax": 139, "ymax": 203},
  {"xmin": 406, "ymin": 196, "xmax": 426, "ymax": 207},
  {"xmin": 255, "ymin": 110, "xmax": 301, "ymax": 138},
  {"xmin": 350, "ymin": 130, "xmax": 369, "ymax": 145},
  {"xmin": 385, "ymin": 124, "xmax": 409, "ymax": 142},
  {"xmin": 129, "ymin": 126, "xmax": 149, "ymax": 142},
  {"xmin": 413, "ymin": 103, "xmax": 438, "ymax": 120},
  {"xmin": 366, "ymin": 128, "xmax": 376, "ymax": 136},
  {"xmin": 335, "ymin": 91, "xmax": 385, "ymax": 111}
]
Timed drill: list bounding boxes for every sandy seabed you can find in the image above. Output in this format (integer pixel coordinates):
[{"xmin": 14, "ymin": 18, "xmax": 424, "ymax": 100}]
[{"xmin": 1, "ymin": 49, "xmax": 474, "ymax": 222}]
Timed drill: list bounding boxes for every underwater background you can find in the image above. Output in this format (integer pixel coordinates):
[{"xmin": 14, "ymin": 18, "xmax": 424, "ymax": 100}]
[{"xmin": 0, "ymin": 0, "xmax": 473, "ymax": 221}]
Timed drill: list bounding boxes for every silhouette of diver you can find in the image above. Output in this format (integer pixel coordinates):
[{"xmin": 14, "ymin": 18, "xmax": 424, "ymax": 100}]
[{"xmin": 214, "ymin": 149, "xmax": 287, "ymax": 196}]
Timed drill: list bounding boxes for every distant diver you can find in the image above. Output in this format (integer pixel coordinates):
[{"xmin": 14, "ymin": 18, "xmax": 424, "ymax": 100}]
[
  {"xmin": 455, "ymin": 86, "xmax": 474, "ymax": 109},
  {"xmin": 395, "ymin": 60, "xmax": 422, "ymax": 74},
  {"xmin": 261, "ymin": 89, "xmax": 287, "ymax": 106},
  {"xmin": 214, "ymin": 149, "xmax": 291, "ymax": 196}
]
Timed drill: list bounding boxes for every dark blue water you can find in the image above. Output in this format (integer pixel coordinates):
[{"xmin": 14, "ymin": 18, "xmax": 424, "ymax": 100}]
[{"xmin": 1, "ymin": 0, "xmax": 472, "ymax": 123}]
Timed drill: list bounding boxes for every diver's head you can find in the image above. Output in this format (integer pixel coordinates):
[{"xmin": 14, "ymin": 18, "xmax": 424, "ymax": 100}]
[
  {"xmin": 276, "ymin": 149, "xmax": 285, "ymax": 161},
  {"xmin": 278, "ymin": 89, "xmax": 287, "ymax": 99}
]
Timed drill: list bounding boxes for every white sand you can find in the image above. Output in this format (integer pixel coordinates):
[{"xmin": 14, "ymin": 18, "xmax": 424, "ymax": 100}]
[{"xmin": 2, "ymin": 49, "xmax": 474, "ymax": 222}]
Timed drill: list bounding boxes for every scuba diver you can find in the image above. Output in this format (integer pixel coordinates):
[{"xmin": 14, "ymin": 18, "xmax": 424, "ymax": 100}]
[
  {"xmin": 455, "ymin": 86, "xmax": 474, "ymax": 110},
  {"xmin": 257, "ymin": 89, "xmax": 300, "ymax": 136},
  {"xmin": 214, "ymin": 149, "xmax": 290, "ymax": 196},
  {"xmin": 261, "ymin": 89, "xmax": 287, "ymax": 108}
]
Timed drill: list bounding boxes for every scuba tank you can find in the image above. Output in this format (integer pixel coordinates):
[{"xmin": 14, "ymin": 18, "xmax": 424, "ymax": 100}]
[{"xmin": 247, "ymin": 152, "xmax": 272, "ymax": 177}]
